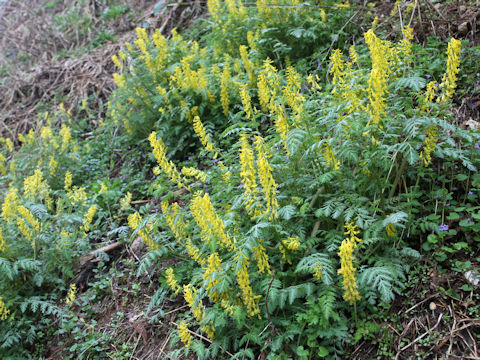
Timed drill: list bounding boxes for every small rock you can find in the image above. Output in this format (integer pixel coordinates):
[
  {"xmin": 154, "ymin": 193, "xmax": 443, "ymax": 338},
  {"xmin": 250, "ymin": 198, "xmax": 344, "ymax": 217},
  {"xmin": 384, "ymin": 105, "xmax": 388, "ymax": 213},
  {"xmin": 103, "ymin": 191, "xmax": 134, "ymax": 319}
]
[
  {"xmin": 466, "ymin": 119, "xmax": 480, "ymax": 130},
  {"xmin": 458, "ymin": 22, "xmax": 470, "ymax": 36},
  {"xmin": 465, "ymin": 270, "xmax": 480, "ymax": 286}
]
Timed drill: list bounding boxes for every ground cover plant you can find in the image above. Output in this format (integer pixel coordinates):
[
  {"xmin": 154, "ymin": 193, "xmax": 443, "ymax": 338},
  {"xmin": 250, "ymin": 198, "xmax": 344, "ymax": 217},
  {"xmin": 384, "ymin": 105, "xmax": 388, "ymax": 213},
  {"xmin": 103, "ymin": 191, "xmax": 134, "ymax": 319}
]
[{"xmin": 0, "ymin": 0, "xmax": 479, "ymax": 359}]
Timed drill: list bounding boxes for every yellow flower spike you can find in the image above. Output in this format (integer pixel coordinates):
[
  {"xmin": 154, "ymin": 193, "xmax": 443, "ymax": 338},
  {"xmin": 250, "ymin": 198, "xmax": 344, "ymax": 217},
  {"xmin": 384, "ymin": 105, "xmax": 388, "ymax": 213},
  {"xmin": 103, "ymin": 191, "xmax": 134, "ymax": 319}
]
[
  {"xmin": 202, "ymin": 252, "xmax": 224, "ymax": 302},
  {"xmin": 321, "ymin": 138, "xmax": 340, "ymax": 170},
  {"xmin": 329, "ymin": 49, "xmax": 345, "ymax": 92},
  {"xmin": 49, "ymin": 157, "xmax": 58, "ymax": 177},
  {"xmin": 257, "ymin": 71, "xmax": 270, "ymax": 113},
  {"xmin": 207, "ymin": 0, "xmax": 221, "ymax": 21},
  {"xmin": 23, "ymin": 169, "xmax": 45, "ymax": 200},
  {"xmin": 178, "ymin": 321, "xmax": 193, "ymax": 348},
  {"xmin": 0, "ymin": 227, "xmax": 7, "ymax": 252},
  {"xmin": 239, "ymin": 134, "xmax": 261, "ymax": 217},
  {"xmin": 192, "ymin": 116, "xmax": 217, "ymax": 156},
  {"xmin": 5, "ymin": 138, "xmax": 14, "ymax": 152},
  {"xmin": 17, "ymin": 205, "xmax": 40, "ymax": 238},
  {"xmin": 272, "ymin": 104, "xmax": 290, "ymax": 154},
  {"xmin": 112, "ymin": 54, "xmax": 122, "ymax": 69},
  {"xmin": 83, "ymin": 205, "xmax": 98, "ymax": 232},
  {"xmin": 128, "ymin": 212, "xmax": 157, "ymax": 250},
  {"xmin": 313, "ymin": 263, "xmax": 323, "ymax": 281},
  {"xmin": 438, "ymin": 38, "xmax": 461, "ymax": 103},
  {"xmin": 149, "ymin": 132, "xmax": 186, "ymax": 189},
  {"xmin": 338, "ymin": 221, "xmax": 361, "ymax": 305},
  {"xmin": 419, "ymin": 125, "xmax": 438, "ymax": 167},
  {"xmin": 120, "ymin": 192, "xmax": 132, "ymax": 211},
  {"xmin": 66, "ymin": 284, "xmax": 77, "ymax": 307},
  {"xmin": 252, "ymin": 242, "xmax": 271, "ymax": 274},
  {"xmin": 364, "ymin": 29, "xmax": 390, "ymax": 127},
  {"xmin": 2, "ymin": 187, "xmax": 18, "ymax": 223},
  {"xmin": 239, "ymin": 45, "xmax": 255, "ymax": 85},
  {"xmin": 181, "ymin": 167, "xmax": 207, "ymax": 183},
  {"xmin": 235, "ymin": 254, "xmax": 261, "ymax": 318},
  {"xmin": 191, "ymin": 192, "xmax": 234, "ymax": 251},
  {"xmin": 349, "ymin": 45, "xmax": 358, "ymax": 64},
  {"xmin": 239, "ymin": 83, "xmax": 254, "ymax": 120},
  {"xmin": 0, "ymin": 297, "xmax": 10, "ymax": 320},
  {"xmin": 113, "ymin": 73, "xmax": 126, "ymax": 88},
  {"xmin": 254, "ymin": 135, "xmax": 279, "ymax": 220},
  {"xmin": 280, "ymin": 237, "xmax": 300, "ymax": 264},
  {"xmin": 399, "ymin": 26, "xmax": 414, "ymax": 62},
  {"xmin": 40, "ymin": 126, "xmax": 52, "ymax": 140},
  {"xmin": 165, "ymin": 267, "xmax": 181, "ymax": 294},
  {"xmin": 64, "ymin": 171, "xmax": 73, "ymax": 192}
]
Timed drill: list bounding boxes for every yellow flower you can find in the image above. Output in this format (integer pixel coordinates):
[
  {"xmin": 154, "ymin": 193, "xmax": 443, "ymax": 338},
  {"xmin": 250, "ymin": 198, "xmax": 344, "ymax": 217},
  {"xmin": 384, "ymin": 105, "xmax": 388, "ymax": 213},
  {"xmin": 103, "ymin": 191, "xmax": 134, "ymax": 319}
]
[
  {"xmin": 364, "ymin": 29, "xmax": 390, "ymax": 127},
  {"xmin": 23, "ymin": 169, "xmax": 44, "ymax": 200},
  {"xmin": 349, "ymin": 45, "xmax": 358, "ymax": 64},
  {"xmin": 66, "ymin": 284, "xmax": 77, "ymax": 307},
  {"xmin": 177, "ymin": 321, "xmax": 193, "ymax": 348},
  {"xmin": 128, "ymin": 212, "xmax": 157, "ymax": 250},
  {"xmin": 329, "ymin": 49, "xmax": 345, "ymax": 93},
  {"xmin": 49, "ymin": 157, "xmax": 58, "ymax": 176},
  {"xmin": 113, "ymin": 73, "xmax": 126, "ymax": 88},
  {"xmin": 192, "ymin": 116, "xmax": 217, "ymax": 157},
  {"xmin": 181, "ymin": 166, "xmax": 207, "ymax": 183},
  {"xmin": 239, "ymin": 134, "xmax": 260, "ymax": 217},
  {"xmin": 419, "ymin": 125, "xmax": 438, "ymax": 167},
  {"xmin": 0, "ymin": 297, "xmax": 10, "ymax": 320},
  {"xmin": 149, "ymin": 132, "xmax": 185, "ymax": 189},
  {"xmin": 313, "ymin": 263, "xmax": 322, "ymax": 280},
  {"xmin": 422, "ymin": 81, "xmax": 437, "ymax": 111},
  {"xmin": 64, "ymin": 171, "xmax": 73, "ymax": 192},
  {"xmin": 0, "ymin": 227, "xmax": 6, "ymax": 252},
  {"xmin": 438, "ymin": 38, "xmax": 461, "ymax": 103},
  {"xmin": 161, "ymin": 201, "xmax": 187, "ymax": 242},
  {"xmin": 120, "ymin": 192, "xmax": 132, "ymax": 211},
  {"xmin": 338, "ymin": 221, "xmax": 361, "ymax": 304},
  {"xmin": 2, "ymin": 187, "xmax": 18, "ymax": 223},
  {"xmin": 254, "ymin": 135, "xmax": 279, "ymax": 220},
  {"xmin": 280, "ymin": 237, "xmax": 300, "ymax": 264},
  {"xmin": 59, "ymin": 125, "xmax": 72, "ymax": 150},
  {"xmin": 239, "ymin": 83, "xmax": 254, "ymax": 120},
  {"xmin": 252, "ymin": 242, "xmax": 271, "ymax": 274},
  {"xmin": 190, "ymin": 192, "xmax": 234, "ymax": 250},
  {"xmin": 5, "ymin": 138, "xmax": 14, "ymax": 152},
  {"xmin": 202, "ymin": 252, "xmax": 224, "ymax": 302},
  {"xmin": 83, "ymin": 205, "xmax": 98, "ymax": 232},
  {"xmin": 235, "ymin": 253, "xmax": 261, "ymax": 317},
  {"xmin": 112, "ymin": 54, "xmax": 123, "ymax": 69},
  {"xmin": 165, "ymin": 267, "xmax": 181, "ymax": 294},
  {"xmin": 321, "ymin": 138, "xmax": 340, "ymax": 170},
  {"xmin": 239, "ymin": 45, "xmax": 255, "ymax": 85}
]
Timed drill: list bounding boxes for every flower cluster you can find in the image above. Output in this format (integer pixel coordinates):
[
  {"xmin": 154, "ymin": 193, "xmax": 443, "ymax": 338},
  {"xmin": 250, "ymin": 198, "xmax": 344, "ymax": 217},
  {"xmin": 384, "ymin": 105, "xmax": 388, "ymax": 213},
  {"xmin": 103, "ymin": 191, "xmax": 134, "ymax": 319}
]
[
  {"xmin": 66, "ymin": 284, "xmax": 77, "ymax": 307},
  {"xmin": 439, "ymin": 38, "xmax": 461, "ymax": 103},
  {"xmin": 338, "ymin": 222, "xmax": 362, "ymax": 304},
  {"xmin": 419, "ymin": 125, "xmax": 439, "ymax": 167},
  {"xmin": 149, "ymin": 132, "xmax": 185, "ymax": 189}
]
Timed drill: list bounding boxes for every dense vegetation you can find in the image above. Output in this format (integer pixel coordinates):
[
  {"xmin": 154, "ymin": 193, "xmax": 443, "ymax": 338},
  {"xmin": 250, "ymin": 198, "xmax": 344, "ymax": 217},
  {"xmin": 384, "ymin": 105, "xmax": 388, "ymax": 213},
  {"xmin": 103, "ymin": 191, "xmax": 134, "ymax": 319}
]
[{"xmin": 1, "ymin": 1, "xmax": 479, "ymax": 359}]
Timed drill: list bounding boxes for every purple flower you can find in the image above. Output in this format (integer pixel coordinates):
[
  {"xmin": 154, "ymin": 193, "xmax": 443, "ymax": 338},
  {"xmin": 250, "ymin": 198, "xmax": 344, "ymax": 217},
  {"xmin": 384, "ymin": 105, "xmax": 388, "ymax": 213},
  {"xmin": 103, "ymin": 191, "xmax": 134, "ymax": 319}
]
[
  {"xmin": 476, "ymin": 73, "xmax": 480, "ymax": 77},
  {"xmin": 426, "ymin": 74, "xmax": 432, "ymax": 78},
  {"xmin": 250, "ymin": 136, "xmax": 255, "ymax": 141},
  {"xmin": 475, "ymin": 143, "xmax": 480, "ymax": 150},
  {"xmin": 212, "ymin": 159, "xmax": 219, "ymax": 164},
  {"xmin": 317, "ymin": 59, "xmax": 322, "ymax": 70},
  {"xmin": 188, "ymin": 156, "xmax": 192, "ymax": 160},
  {"xmin": 468, "ymin": 218, "xmax": 472, "ymax": 223},
  {"xmin": 434, "ymin": 83, "xmax": 439, "ymax": 87},
  {"xmin": 446, "ymin": 203, "xmax": 450, "ymax": 206},
  {"xmin": 468, "ymin": 191, "xmax": 473, "ymax": 195},
  {"xmin": 452, "ymin": 187, "xmax": 457, "ymax": 191},
  {"xmin": 439, "ymin": 224, "xmax": 449, "ymax": 231}
]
